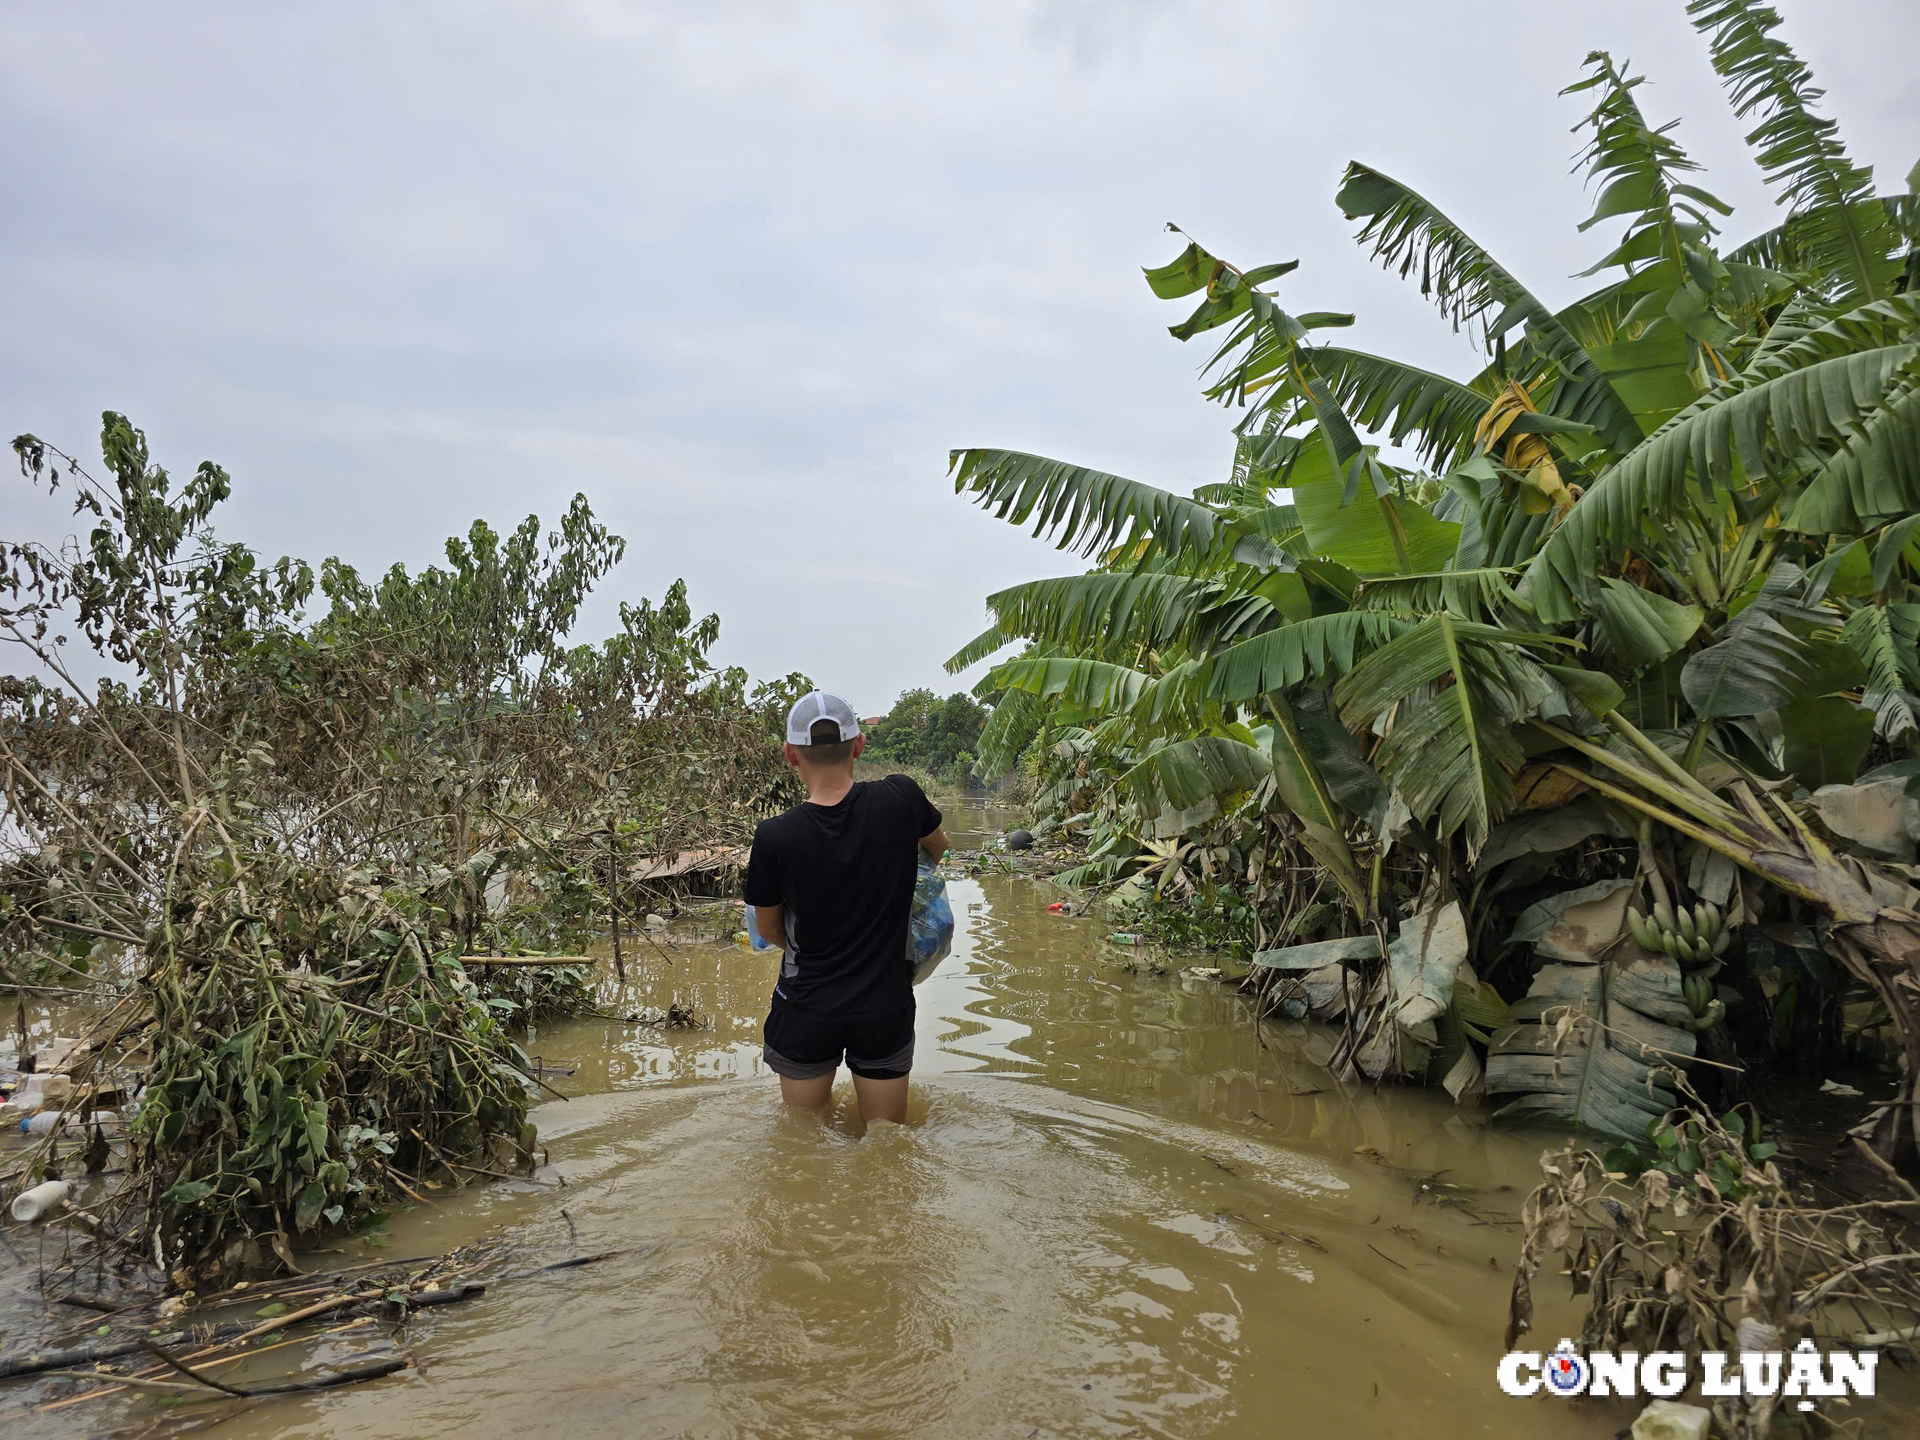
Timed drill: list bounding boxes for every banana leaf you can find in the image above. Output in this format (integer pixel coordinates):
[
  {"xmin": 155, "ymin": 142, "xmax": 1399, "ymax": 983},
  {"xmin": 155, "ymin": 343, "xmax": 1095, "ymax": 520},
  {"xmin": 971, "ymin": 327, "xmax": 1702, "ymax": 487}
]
[
  {"xmin": 1485, "ymin": 956, "xmax": 1696, "ymax": 1139},
  {"xmin": 1485, "ymin": 880, "xmax": 1696, "ymax": 1140},
  {"xmin": 1388, "ymin": 901, "xmax": 1468, "ymax": 1028},
  {"xmin": 1251, "ymin": 934, "xmax": 1383, "ymax": 970}
]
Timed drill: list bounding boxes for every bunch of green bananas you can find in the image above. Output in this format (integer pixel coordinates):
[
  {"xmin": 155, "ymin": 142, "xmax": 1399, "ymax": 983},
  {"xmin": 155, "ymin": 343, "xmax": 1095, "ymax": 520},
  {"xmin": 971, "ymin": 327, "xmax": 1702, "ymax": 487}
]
[
  {"xmin": 1627, "ymin": 900, "xmax": 1730, "ymax": 1023},
  {"xmin": 1681, "ymin": 969, "xmax": 1718, "ymax": 1017},
  {"xmin": 1627, "ymin": 900, "xmax": 1728, "ymax": 967}
]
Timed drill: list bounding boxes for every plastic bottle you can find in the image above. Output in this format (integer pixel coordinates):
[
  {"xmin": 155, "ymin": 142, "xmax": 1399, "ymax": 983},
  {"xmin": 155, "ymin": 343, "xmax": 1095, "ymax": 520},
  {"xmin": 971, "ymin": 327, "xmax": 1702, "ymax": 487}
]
[
  {"xmin": 1108, "ymin": 933, "xmax": 1142, "ymax": 946},
  {"xmin": 7, "ymin": 1075, "xmax": 73, "ymax": 1115},
  {"xmin": 10, "ymin": 1179, "xmax": 71, "ymax": 1223},
  {"xmin": 19, "ymin": 1111, "xmax": 67, "ymax": 1135}
]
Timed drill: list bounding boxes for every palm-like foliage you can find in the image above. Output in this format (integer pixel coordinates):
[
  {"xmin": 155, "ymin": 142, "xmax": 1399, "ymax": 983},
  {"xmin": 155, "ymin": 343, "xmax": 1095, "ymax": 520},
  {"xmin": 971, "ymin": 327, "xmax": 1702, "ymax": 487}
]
[
  {"xmin": 948, "ymin": 4, "xmax": 1920, "ymax": 1149},
  {"xmin": 1688, "ymin": 0, "xmax": 1897, "ymax": 302}
]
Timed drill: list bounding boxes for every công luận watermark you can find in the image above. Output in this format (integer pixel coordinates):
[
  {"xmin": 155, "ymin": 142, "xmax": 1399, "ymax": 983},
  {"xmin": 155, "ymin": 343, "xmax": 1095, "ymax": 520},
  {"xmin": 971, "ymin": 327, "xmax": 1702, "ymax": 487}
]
[{"xmin": 1498, "ymin": 1338, "xmax": 1877, "ymax": 1411}]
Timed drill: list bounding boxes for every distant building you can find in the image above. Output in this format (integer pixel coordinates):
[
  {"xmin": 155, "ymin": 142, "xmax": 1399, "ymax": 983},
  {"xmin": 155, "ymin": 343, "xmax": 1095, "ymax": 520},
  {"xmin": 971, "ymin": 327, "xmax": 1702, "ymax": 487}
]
[{"xmin": 861, "ymin": 717, "xmax": 886, "ymax": 728}]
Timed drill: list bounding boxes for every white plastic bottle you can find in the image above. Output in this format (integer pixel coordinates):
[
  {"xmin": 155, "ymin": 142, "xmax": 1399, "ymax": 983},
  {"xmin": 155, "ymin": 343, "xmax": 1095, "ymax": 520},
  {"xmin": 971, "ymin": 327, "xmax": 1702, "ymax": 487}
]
[
  {"xmin": 18, "ymin": 1111, "xmax": 66, "ymax": 1135},
  {"xmin": 10, "ymin": 1179, "xmax": 71, "ymax": 1222}
]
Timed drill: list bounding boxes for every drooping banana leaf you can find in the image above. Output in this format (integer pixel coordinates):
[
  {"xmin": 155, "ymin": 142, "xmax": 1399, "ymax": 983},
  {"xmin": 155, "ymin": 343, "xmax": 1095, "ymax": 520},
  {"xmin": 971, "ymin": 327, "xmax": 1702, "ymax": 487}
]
[
  {"xmin": 1264, "ymin": 694, "xmax": 1370, "ymax": 914},
  {"xmin": 1291, "ymin": 689, "xmax": 1391, "ymax": 831},
  {"xmin": 1352, "ymin": 568, "xmax": 1527, "ymax": 622},
  {"xmin": 1284, "ymin": 422, "xmax": 1460, "ymax": 577},
  {"xmin": 1680, "ymin": 611, "xmax": 1815, "ymax": 718},
  {"xmin": 1122, "ymin": 731, "xmax": 1271, "ymax": 817},
  {"xmin": 1336, "ymin": 161, "xmax": 1647, "ymax": 461},
  {"xmin": 1204, "ymin": 612, "xmax": 1410, "ymax": 702},
  {"xmin": 1388, "ymin": 901, "xmax": 1469, "ymax": 1029},
  {"xmin": 981, "ymin": 571, "xmax": 1278, "ymax": 657},
  {"xmin": 1842, "ymin": 603, "xmax": 1920, "ymax": 741},
  {"xmin": 985, "ymin": 654, "xmax": 1152, "ymax": 713},
  {"xmin": 1485, "ymin": 881, "xmax": 1696, "ymax": 1139},
  {"xmin": 1333, "ymin": 615, "xmax": 1571, "ymax": 855},
  {"xmin": 949, "ymin": 448, "xmax": 1287, "ymax": 570},
  {"xmin": 1223, "ymin": 345, "xmax": 1494, "ymax": 475},
  {"xmin": 1587, "ymin": 578, "xmax": 1704, "ymax": 667},
  {"xmin": 1484, "ymin": 955, "xmax": 1697, "ymax": 1139},
  {"xmin": 945, "ymin": 622, "xmax": 1012, "ymax": 674},
  {"xmin": 974, "ymin": 688, "xmax": 1045, "ymax": 776},
  {"xmin": 1788, "ymin": 349, "xmax": 1920, "ymax": 533},
  {"xmin": 1869, "ymin": 514, "xmax": 1920, "ymax": 594}
]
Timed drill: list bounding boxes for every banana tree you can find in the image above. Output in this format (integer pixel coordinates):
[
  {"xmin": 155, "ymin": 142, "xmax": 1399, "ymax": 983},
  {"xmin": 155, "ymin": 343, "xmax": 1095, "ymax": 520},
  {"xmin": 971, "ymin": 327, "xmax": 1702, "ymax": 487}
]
[{"xmin": 947, "ymin": 1, "xmax": 1920, "ymax": 1156}]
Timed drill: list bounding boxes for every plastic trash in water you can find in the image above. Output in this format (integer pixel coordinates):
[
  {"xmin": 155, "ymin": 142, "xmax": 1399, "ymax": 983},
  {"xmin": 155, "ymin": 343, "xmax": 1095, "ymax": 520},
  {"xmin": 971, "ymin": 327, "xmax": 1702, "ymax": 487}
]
[
  {"xmin": 18, "ymin": 1106, "xmax": 127, "ymax": 1135},
  {"xmin": 1045, "ymin": 901, "xmax": 1069, "ymax": 914},
  {"xmin": 7, "ymin": 1074, "xmax": 73, "ymax": 1116},
  {"xmin": 1108, "ymin": 933, "xmax": 1143, "ymax": 946},
  {"xmin": 906, "ymin": 854, "xmax": 954, "ymax": 985},
  {"xmin": 5, "ymin": 1073, "xmax": 69, "ymax": 1103},
  {"xmin": 10, "ymin": 1180, "xmax": 71, "ymax": 1223}
]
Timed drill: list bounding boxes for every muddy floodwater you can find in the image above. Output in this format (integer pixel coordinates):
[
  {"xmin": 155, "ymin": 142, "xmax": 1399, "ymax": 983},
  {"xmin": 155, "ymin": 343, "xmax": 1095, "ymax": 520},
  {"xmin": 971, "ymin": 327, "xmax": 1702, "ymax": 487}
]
[{"xmin": 12, "ymin": 801, "xmax": 1844, "ymax": 1438}]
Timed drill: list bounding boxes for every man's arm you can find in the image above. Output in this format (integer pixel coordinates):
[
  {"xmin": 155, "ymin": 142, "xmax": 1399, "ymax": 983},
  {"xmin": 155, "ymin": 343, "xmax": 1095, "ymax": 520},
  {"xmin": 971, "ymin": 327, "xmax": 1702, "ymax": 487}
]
[
  {"xmin": 919, "ymin": 826, "xmax": 948, "ymax": 863},
  {"xmin": 753, "ymin": 904, "xmax": 789, "ymax": 952}
]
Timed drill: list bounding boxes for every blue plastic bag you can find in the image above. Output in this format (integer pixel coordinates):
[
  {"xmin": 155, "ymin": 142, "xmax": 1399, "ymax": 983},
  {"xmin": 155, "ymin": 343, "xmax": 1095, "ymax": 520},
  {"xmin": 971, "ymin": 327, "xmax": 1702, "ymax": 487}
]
[
  {"xmin": 906, "ymin": 854, "xmax": 954, "ymax": 985},
  {"xmin": 743, "ymin": 903, "xmax": 775, "ymax": 951}
]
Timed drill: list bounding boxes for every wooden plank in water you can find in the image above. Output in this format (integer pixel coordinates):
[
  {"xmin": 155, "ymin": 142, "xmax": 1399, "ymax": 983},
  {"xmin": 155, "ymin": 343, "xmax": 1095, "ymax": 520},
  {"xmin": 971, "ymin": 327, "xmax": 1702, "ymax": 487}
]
[
  {"xmin": 456, "ymin": 956, "xmax": 596, "ymax": 967},
  {"xmin": 629, "ymin": 845, "xmax": 746, "ymax": 881}
]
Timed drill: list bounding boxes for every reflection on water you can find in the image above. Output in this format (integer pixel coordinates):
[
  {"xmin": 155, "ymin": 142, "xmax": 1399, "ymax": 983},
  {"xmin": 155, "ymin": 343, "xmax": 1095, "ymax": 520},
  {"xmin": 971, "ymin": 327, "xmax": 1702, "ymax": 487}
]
[{"xmin": 16, "ymin": 801, "xmax": 1648, "ymax": 1438}]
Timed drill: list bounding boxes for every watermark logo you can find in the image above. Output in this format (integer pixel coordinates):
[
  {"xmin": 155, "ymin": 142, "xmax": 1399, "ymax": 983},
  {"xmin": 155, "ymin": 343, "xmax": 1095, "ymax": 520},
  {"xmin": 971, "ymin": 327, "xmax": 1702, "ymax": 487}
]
[
  {"xmin": 1542, "ymin": 1341, "xmax": 1588, "ymax": 1397},
  {"xmin": 1499, "ymin": 1338, "xmax": 1876, "ymax": 1412}
]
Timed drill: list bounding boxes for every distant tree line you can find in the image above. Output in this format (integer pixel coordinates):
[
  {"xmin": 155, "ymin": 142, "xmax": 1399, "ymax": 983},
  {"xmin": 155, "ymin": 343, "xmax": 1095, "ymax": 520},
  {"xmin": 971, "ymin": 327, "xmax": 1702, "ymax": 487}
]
[{"xmin": 860, "ymin": 688, "xmax": 989, "ymax": 783}]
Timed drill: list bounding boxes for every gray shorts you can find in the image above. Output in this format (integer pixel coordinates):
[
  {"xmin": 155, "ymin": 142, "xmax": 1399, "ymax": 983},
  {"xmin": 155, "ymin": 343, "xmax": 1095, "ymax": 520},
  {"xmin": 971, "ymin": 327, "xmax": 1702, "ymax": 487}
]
[{"xmin": 762, "ymin": 998, "xmax": 915, "ymax": 1080}]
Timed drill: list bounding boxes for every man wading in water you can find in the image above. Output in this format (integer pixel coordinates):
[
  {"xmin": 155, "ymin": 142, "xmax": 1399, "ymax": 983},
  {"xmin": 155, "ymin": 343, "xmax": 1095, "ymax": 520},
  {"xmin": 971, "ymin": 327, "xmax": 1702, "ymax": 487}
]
[{"xmin": 744, "ymin": 692, "xmax": 948, "ymax": 1124}]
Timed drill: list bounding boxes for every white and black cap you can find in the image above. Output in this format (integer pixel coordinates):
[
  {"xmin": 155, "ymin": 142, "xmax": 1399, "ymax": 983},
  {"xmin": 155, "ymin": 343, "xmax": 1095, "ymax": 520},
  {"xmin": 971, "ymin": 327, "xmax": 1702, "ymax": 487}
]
[{"xmin": 785, "ymin": 691, "xmax": 862, "ymax": 747}]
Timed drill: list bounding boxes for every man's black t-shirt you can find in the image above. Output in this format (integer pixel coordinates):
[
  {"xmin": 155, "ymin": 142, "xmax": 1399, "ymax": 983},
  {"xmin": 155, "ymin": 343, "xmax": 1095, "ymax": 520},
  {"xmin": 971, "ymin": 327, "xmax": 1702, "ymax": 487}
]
[{"xmin": 743, "ymin": 774, "xmax": 941, "ymax": 1017}]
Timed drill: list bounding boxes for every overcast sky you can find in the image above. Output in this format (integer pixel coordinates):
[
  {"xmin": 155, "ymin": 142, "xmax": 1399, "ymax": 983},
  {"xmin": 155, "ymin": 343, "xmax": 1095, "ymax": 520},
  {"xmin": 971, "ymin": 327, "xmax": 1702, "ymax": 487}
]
[{"xmin": 4, "ymin": 0, "xmax": 1914, "ymax": 716}]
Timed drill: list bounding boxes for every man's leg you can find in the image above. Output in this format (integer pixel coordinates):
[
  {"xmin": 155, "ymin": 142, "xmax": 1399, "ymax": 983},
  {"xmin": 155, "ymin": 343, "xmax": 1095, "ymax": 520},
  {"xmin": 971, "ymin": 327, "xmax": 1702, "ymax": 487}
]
[
  {"xmin": 778, "ymin": 1070, "xmax": 836, "ymax": 1113},
  {"xmin": 847, "ymin": 1006, "xmax": 915, "ymax": 1125},
  {"xmin": 849, "ymin": 1072, "xmax": 908, "ymax": 1124},
  {"xmin": 764, "ymin": 998, "xmax": 838, "ymax": 1110}
]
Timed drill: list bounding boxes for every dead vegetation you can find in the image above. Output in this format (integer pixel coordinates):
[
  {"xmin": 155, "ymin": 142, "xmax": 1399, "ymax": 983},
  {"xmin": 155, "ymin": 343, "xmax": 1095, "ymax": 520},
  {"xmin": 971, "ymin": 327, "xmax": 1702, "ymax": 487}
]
[
  {"xmin": 1510, "ymin": 1076, "xmax": 1920, "ymax": 1437},
  {"xmin": 0, "ymin": 415, "xmax": 795, "ymax": 1285}
]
